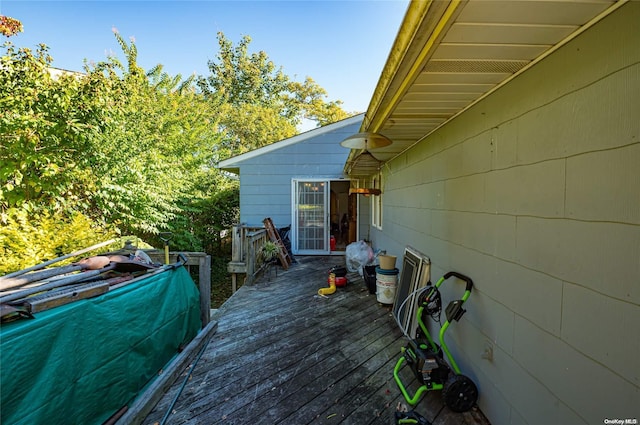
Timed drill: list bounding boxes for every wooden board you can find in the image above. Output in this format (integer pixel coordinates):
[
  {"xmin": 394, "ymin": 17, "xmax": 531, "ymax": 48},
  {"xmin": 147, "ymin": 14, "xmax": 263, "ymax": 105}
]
[
  {"xmin": 349, "ymin": 187, "xmax": 382, "ymax": 196},
  {"xmin": 263, "ymin": 217, "xmax": 292, "ymax": 270},
  {"xmin": 24, "ymin": 281, "xmax": 110, "ymax": 313},
  {"xmin": 115, "ymin": 320, "xmax": 218, "ymax": 425}
]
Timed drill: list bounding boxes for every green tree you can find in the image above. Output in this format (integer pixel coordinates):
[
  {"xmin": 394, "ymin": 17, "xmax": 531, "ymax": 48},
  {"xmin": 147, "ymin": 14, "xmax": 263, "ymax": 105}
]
[
  {"xmin": 0, "ymin": 209, "xmax": 116, "ymax": 274},
  {"xmin": 198, "ymin": 32, "xmax": 352, "ymax": 157},
  {"xmin": 0, "ymin": 42, "xmax": 122, "ymax": 272},
  {"xmin": 1, "ymin": 28, "xmax": 350, "ymax": 275},
  {"xmin": 0, "ymin": 35, "xmax": 227, "ymax": 266},
  {"xmin": 79, "ymin": 31, "xmax": 225, "ymax": 239},
  {"xmin": 0, "ymin": 43, "xmax": 98, "ymax": 216}
]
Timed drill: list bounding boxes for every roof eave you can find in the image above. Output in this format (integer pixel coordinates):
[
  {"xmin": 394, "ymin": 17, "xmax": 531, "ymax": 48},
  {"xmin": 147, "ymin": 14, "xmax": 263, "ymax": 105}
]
[
  {"xmin": 346, "ymin": 0, "xmax": 460, "ymax": 174},
  {"xmin": 346, "ymin": 0, "xmax": 626, "ymax": 177},
  {"xmin": 363, "ymin": 0, "xmax": 457, "ymax": 133}
]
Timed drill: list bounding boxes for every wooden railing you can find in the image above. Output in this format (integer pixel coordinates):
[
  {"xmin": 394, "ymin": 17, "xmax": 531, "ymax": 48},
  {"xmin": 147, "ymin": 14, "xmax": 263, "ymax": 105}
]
[{"xmin": 227, "ymin": 224, "xmax": 270, "ymax": 290}]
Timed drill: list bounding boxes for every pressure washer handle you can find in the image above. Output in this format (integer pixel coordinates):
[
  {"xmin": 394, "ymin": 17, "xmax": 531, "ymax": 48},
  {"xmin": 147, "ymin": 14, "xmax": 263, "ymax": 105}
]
[{"xmin": 443, "ymin": 271, "xmax": 473, "ymax": 292}]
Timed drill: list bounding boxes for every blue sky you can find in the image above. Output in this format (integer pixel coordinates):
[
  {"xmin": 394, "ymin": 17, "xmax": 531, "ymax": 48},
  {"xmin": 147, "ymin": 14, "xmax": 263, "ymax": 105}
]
[{"xmin": 2, "ymin": 1, "xmax": 409, "ymax": 114}]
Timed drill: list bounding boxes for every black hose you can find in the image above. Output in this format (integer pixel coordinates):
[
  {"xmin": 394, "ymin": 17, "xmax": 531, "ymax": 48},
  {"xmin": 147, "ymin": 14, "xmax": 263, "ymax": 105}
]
[{"xmin": 159, "ymin": 338, "xmax": 210, "ymax": 425}]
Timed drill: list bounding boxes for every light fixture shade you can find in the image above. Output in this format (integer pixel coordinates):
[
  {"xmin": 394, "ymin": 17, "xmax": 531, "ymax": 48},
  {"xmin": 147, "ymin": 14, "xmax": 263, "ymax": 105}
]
[
  {"xmin": 346, "ymin": 150, "xmax": 381, "ymax": 176},
  {"xmin": 339, "ymin": 132, "xmax": 393, "ymax": 150}
]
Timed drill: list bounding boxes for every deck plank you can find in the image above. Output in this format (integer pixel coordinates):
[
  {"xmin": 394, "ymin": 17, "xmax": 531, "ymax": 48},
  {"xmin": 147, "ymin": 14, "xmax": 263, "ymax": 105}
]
[
  {"xmin": 164, "ymin": 298, "xmax": 382, "ymax": 421},
  {"xmin": 142, "ymin": 256, "xmax": 490, "ymax": 425}
]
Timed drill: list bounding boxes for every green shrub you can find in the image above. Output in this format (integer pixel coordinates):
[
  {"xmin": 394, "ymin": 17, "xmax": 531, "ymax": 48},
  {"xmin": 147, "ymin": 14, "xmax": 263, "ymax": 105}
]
[{"xmin": 0, "ymin": 208, "xmax": 116, "ymax": 275}]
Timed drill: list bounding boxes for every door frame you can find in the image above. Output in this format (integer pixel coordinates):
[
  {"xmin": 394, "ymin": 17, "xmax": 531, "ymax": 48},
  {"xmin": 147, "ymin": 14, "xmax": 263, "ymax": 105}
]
[{"xmin": 291, "ymin": 178, "xmax": 357, "ymax": 255}]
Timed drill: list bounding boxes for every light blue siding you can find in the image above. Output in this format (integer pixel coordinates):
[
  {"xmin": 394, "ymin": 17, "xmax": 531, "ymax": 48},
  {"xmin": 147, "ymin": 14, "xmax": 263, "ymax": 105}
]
[{"xmin": 232, "ymin": 117, "xmax": 363, "ymax": 228}]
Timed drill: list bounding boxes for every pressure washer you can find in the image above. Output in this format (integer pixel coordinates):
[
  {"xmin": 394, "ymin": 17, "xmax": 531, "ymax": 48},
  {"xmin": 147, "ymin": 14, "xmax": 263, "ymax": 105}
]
[{"xmin": 393, "ymin": 271, "xmax": 478, "ymax": 414}]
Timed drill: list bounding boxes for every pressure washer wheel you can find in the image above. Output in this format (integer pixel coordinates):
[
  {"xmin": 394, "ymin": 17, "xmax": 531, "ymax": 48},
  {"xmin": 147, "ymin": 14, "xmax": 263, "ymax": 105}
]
[{"xmin": 442, "ymin": 374, "xmax": 478, "ymax": 412}]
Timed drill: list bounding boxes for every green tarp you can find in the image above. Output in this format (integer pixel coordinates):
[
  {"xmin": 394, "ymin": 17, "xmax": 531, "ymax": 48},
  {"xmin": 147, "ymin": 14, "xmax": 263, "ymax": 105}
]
[{"xmin": 0, "ymin": 266, "xmax": 201, "ymax": 425}]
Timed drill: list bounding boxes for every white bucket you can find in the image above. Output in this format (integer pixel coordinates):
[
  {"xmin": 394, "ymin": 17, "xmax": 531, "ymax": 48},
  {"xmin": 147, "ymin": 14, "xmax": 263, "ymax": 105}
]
[{"xmin": 376, "ymin": 269, "xmax": 398, "ymax": 304}]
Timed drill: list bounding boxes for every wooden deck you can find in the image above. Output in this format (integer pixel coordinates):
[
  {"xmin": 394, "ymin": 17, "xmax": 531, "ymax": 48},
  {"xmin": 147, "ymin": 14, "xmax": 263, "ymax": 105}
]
[{"xmin": 142, "ymin": 256, "xmax": 490, "ymax": 425}]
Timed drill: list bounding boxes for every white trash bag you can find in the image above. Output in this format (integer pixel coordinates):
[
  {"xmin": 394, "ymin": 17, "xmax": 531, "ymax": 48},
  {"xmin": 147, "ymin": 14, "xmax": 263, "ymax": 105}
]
[{"xmin": 345, "ymin": 240, "xmax": 375, "ymax": 275}]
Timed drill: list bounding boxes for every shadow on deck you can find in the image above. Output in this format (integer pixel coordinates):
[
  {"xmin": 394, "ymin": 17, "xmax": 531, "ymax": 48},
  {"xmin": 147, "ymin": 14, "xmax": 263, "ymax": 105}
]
[{"xmin": 143, "ymin": 256, "xmax": 490, "ymax": 425}]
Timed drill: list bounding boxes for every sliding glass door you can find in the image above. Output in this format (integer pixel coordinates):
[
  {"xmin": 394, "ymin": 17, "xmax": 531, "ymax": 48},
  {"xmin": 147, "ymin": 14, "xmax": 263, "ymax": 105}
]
[{"xmin": 293, "ymin": 180, "xmax": 329, "ymax": 254}]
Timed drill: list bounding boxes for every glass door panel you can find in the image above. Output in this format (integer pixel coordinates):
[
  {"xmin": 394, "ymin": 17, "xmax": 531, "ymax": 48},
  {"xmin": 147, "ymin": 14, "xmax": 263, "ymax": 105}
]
[{"xmin": 295, "ymin": 180, "xmax": 328, "ymax": 253}]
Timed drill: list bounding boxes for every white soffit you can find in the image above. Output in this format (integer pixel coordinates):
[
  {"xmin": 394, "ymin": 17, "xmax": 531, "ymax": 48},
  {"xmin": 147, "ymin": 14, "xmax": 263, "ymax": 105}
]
[{"xmin": 351, "ymin": 0, "xmax": 622, "ymax": 175}]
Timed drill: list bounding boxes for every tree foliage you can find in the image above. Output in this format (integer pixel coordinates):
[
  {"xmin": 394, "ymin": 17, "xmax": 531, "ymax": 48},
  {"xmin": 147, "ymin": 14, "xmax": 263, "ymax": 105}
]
[
  {"xmin": 1, "ymin": 29, "xmax": 350, "ymax": 273},
  {"xmin": 84, "ymin": 32, "xmax": 224, "ymax": 238},
  {"xmin": 0, "ymin": 43, "xmax": 96, "ymax": 215},
  {"xmin": 199, "ymin": 32, "xmax": 351, "ymax": 157},
  {"xmin": 0, "ymin": 209, "xmax": 116, "ymax": 274},
  {"xmin": 0, "ymin": 16, "xmax": 23, "ymax": 37},
  {"xmin": 0, "ymin": 38, "xmax": 224, "ymax": 269}
]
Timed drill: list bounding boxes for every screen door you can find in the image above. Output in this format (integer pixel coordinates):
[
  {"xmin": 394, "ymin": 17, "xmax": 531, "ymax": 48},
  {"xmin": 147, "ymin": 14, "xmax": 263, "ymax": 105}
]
[{"xmin": 293, "ymin": 180, "xmax": 329, "ymax": 254}]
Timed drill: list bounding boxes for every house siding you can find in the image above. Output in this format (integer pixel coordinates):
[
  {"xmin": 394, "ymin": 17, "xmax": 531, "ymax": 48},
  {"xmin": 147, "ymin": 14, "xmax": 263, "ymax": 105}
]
[
  {"xmin": 369, "ymin": 4, "xmax": 639, "ymax": 424},
  {"xmin": 234, "ymin": 119, "xmax": 362, "ymax": 228}
]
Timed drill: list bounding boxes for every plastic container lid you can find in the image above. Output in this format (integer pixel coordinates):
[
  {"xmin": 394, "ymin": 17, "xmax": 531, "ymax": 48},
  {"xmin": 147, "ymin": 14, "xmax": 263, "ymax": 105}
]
[{"xmin": 375, "ymin": 266, "xmax": 399, "ymax": 275}]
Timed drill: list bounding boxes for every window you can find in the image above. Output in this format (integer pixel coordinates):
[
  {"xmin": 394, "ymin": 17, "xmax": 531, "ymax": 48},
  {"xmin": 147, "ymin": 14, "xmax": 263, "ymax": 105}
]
[{"xmin": 371, "ymin": 173, "xmax": 382, "ymax": 229}]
